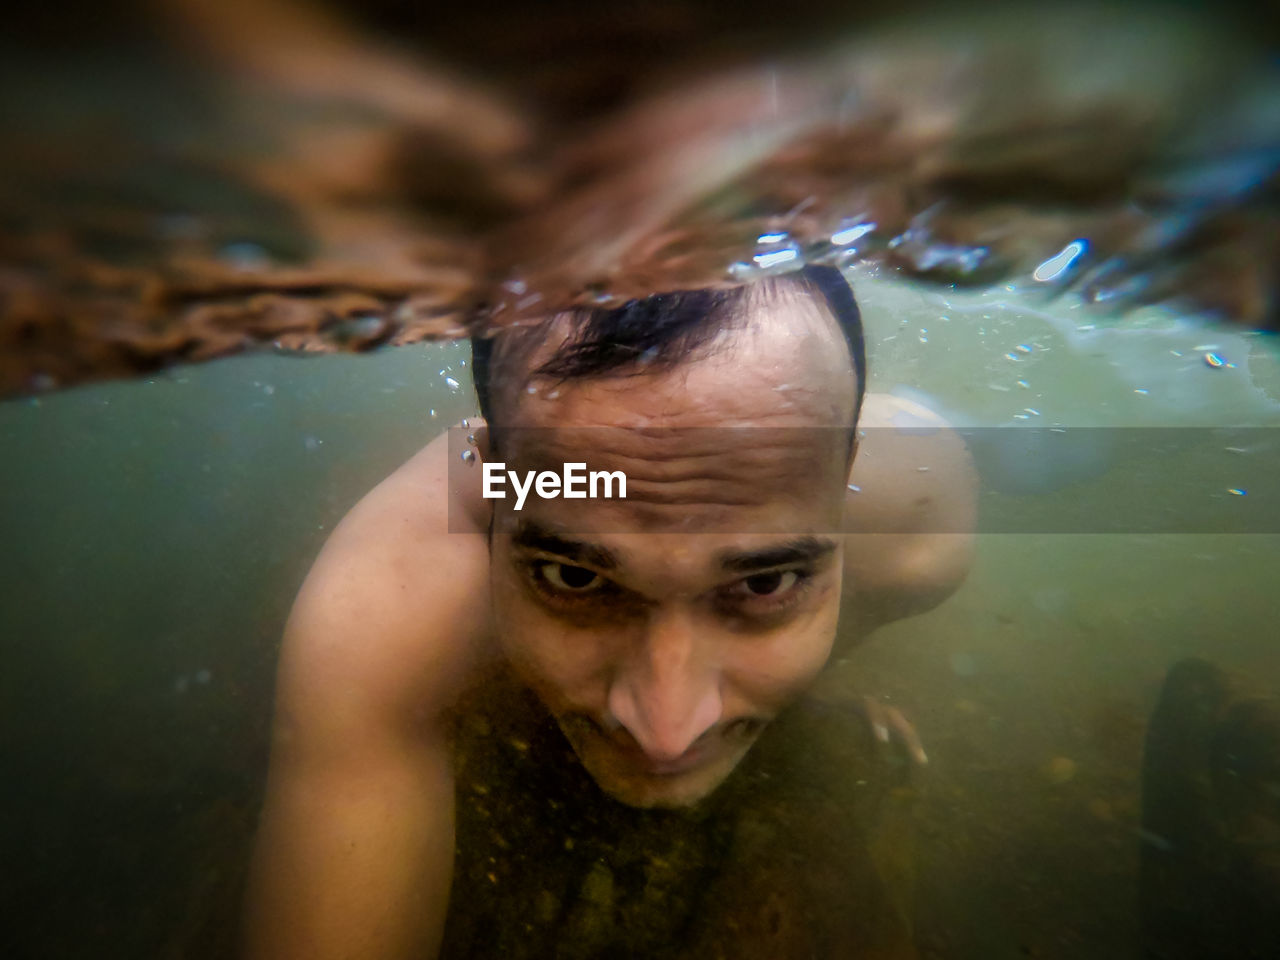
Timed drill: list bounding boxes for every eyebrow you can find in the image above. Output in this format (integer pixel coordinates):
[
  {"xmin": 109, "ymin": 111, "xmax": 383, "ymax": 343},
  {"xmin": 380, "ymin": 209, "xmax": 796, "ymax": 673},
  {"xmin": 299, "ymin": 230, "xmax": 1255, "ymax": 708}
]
[
  {"xmin": 716, "ymin": 537, "xmax": 838, "ymax": 573},
  {"xmin": 510, "ymin": 521, "xmax": 621, "ymax": 570},
  {"xmin": 509, "ymin": 524, "xmax": 837, "ymax": 574}
]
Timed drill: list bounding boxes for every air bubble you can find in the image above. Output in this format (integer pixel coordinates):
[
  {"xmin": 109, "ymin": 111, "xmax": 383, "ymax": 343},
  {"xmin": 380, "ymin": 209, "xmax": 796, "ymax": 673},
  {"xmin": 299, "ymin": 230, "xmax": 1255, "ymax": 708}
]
[
  {"xmin": 750, "ymin": 232, "xmax": 805, "ymax": 275},
  {"xmin": 830, "ymin": 219, "xmax": 877, "ymax": 247},
  {"xmin": 1033, "ymin": 239, "xmax": 1088, "ymax": 282}
]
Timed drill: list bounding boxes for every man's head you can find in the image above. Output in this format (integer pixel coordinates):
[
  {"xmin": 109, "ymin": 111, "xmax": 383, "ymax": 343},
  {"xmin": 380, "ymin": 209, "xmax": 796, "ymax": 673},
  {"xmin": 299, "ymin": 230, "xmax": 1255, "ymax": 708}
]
[{"xmin": 472, "ymin": 265, "xmax": 865, "ymax": 808}]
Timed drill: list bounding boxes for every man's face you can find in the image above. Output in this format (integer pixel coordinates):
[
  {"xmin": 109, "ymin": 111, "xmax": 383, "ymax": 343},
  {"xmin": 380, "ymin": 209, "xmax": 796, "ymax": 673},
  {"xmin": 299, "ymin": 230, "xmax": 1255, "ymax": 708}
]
[{"xmin": 487, "ymin": 291, "xmax": 857, "ymax": 808}]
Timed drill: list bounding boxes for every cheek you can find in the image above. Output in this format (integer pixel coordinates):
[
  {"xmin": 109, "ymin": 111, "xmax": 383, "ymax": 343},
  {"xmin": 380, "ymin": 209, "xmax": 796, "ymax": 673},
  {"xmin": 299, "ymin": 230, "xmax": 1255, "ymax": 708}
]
[
  {"xmin": 490, "ymin": 567, "xmax": 614, "ymax": 705},
  {"xmin": 727, "ymin": 600, "xmax": 840, "ymax": 702}
]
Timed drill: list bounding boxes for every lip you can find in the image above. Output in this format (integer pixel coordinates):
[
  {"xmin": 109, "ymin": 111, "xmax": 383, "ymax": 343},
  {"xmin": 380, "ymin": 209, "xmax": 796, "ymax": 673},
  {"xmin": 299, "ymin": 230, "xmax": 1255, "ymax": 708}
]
[
  {"xmin": 618, "ymin": 737, "xmax": 713, "ymax": 777},
  {"xmin": 586, "ymin": 723, "xmax": 708, "ymax": 776},
  {"xmin": 637, "ymin": 751, "xmax": 707, "ymax": 777},
  {"xmin": 577, "ymin": 716, "xmax": 719, "ymax": 777}
]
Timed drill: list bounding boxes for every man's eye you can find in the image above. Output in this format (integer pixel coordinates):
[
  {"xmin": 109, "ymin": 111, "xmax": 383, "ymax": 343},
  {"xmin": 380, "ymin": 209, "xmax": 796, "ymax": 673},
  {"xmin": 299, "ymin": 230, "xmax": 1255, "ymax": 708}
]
[
  {"xmin": 539, "ymin": 563, "xmax": 604, "ymax": 593},
  {"xmin": 736, "ymin": 570, "xmax": 800, "ymax": 597}
]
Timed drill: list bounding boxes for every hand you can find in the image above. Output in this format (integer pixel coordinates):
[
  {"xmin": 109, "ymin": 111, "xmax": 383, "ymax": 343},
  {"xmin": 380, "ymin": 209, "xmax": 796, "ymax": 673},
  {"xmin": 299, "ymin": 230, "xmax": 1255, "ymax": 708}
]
[{"xmin": 857, "ymin": 696, "xmax": 928, "ymax": 766}]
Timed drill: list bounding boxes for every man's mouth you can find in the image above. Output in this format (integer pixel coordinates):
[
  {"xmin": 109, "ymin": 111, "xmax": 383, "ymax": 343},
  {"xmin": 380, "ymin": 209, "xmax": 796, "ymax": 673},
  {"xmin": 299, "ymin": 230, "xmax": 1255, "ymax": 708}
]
[
  {"xmin": 635, "ymin": 748, "xmax": 707, "ymax": 777},
  {"xmin": 564, "ymin": 712, "xmax": 767, "ymax": 779},
  {"xmin": 569, "ymin": 714, "xmax": 710, "ymax": 776},
  {"xmin": 597, "ymin": 726, "xmax": 710, "ymax": 776}
]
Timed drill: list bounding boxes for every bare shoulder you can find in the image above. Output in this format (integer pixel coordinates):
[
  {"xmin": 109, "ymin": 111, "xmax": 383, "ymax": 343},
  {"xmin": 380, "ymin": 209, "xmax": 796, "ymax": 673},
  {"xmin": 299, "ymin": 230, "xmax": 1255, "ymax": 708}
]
[
  {"xmin": 276, "ymin": 425, "xmax": 497, "ymax": 740},
  {"xmin": 846, "ymin": 393, "xmax": 974, "ymax": 534},
  {"xmin": 858, "ymin": 392, "xmax": 951, "ymax": 428},
  {"xmin": 840, "ymin": 393, "xmax": 976, "ymax": 631},
  {"xmin": 248, "ymin": 427, "xmax": 494, "ymax": 960}
]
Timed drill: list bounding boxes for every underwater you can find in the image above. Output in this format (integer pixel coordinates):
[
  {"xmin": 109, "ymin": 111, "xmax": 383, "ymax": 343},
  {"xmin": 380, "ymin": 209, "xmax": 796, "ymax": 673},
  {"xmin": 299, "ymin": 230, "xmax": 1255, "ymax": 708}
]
[{"xmin": 2, "ymin": 1, "xmax": 1277, "ymax": 958}]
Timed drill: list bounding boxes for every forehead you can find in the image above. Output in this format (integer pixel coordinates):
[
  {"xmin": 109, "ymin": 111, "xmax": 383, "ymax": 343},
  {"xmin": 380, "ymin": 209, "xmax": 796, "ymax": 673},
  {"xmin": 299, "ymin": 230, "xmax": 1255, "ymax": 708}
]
[
  {"xmin": 495, "ymin": 424, "xmax": 850, "ymax": 536},
  {"xmin": 488, "ymin": 284, "xmax": 856, "ymax": 537}
]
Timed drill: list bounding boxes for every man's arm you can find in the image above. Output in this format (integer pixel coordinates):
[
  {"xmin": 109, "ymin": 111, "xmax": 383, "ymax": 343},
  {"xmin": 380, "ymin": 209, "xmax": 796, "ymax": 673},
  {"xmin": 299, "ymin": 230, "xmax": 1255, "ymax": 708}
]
[
  {"xmin": 244, "ymin": 432, "xmax": 493, "ymax": 960},
  {"xmin": 840, "ymin": 394, "xmax": 977, "ymax": 634}
]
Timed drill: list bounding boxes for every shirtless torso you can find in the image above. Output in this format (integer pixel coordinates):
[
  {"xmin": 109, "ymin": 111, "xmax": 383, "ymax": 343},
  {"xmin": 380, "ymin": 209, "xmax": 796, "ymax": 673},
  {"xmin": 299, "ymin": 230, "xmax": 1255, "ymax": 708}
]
[{"xmin": 243, "ymin": 392, "xmax": 974, "ymax": 960}]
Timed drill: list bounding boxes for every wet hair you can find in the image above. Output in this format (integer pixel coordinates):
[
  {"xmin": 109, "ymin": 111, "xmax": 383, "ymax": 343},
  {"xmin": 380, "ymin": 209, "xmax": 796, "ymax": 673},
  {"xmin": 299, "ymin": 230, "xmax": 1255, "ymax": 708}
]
[{"xmin": 471, "ymin": 264, "xmax": 866, "ymax": 429}]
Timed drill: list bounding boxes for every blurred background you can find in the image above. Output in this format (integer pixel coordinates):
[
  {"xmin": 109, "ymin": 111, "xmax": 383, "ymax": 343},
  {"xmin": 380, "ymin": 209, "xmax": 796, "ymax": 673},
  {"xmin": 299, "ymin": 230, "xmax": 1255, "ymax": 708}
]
[{"xmin": 3, "ymin": 0, "xmax": 1277, "ymax": 395}]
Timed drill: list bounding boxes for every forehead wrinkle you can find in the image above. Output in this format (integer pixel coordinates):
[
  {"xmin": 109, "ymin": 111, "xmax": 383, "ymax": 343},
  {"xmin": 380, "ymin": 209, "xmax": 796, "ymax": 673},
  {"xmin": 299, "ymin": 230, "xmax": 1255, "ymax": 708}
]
[
  {"xmin": 615, "ymin": 451, "xmax": 827, "ymax": 499},
  {"xmin": 508, "ymin": 454, "xmax": 843, "ymax": 512},
  {"xmin": 515, "ymin": 427, "xmax": 847, "ymax": 474}
]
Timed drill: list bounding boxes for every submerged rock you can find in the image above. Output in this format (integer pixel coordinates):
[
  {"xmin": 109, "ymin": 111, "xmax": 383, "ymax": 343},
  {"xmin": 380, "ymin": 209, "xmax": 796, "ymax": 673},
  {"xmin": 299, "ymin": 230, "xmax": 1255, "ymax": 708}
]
[{"xmin": 1141, "ymin": 657, "xmax": 1280, "ymax": 959}]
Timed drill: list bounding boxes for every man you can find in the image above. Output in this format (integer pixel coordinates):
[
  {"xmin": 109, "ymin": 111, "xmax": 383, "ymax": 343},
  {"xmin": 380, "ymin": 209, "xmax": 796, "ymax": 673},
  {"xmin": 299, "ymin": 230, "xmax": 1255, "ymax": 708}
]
[{"xmin": 244, "ymin": 265, "xmax": 975, "ymax": 959}]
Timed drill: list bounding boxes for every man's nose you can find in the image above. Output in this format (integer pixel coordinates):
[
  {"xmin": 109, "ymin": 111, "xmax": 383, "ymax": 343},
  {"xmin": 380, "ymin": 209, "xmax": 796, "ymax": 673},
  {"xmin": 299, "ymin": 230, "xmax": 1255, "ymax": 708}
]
[{"xmin": 607, "ymin": 609, "xmax": 721, "ymax": 763}]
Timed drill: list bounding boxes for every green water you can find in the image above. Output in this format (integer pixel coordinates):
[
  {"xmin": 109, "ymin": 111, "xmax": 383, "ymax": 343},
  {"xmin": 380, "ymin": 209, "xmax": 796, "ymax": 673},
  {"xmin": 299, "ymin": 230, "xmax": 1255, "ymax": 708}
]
[
  {"xmin": 844, "ymin": 267, "xmax": 1280, "ymax": 956},
  {"xmin": 2, "ymin": 269, "xmax": 1277, "ymax": 957}
]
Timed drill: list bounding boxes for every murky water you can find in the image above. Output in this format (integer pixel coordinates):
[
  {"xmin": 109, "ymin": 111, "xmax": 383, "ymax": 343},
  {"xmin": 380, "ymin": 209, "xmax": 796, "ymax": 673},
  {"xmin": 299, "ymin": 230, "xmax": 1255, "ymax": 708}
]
[
  {"xmin": 840, "ymin": 267, "xmax": 1280, "ymax": 956},
  {"xmin": 3, "ymin": 265, "xmax": 1276, "ymax": 956},
  {"xmin": 3, "ymin": 0, "xmax": 1279, "ymax": 953}
]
